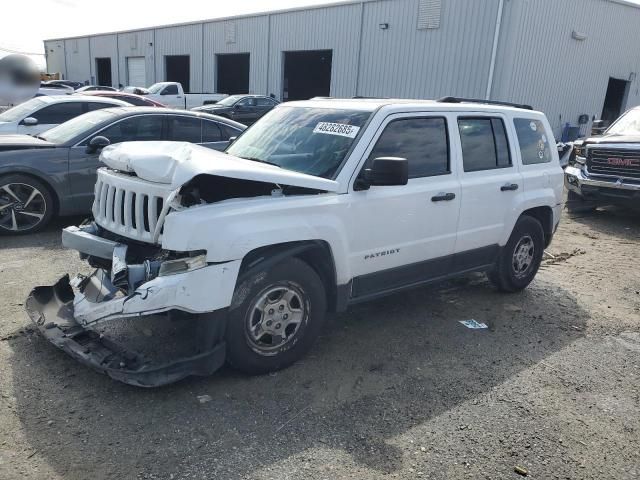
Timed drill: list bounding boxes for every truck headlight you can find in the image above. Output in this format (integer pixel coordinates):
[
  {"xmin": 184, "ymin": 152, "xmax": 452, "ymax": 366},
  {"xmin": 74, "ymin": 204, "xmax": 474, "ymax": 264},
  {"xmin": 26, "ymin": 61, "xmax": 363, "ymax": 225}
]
[{"xmin": 158, "ymin": 254, "xmax": 207, "ymax": 277}]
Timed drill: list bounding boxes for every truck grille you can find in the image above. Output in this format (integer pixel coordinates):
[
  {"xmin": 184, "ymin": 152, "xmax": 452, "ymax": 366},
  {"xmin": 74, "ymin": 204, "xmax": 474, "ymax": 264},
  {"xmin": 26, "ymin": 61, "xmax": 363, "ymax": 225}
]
[
  {"xmin": 587, "ymin": 148, "xmax": 640, "ymax": 179},
  {"xmin": 92, "ymin": 169, "xmax": 174, "ymax": 243}
]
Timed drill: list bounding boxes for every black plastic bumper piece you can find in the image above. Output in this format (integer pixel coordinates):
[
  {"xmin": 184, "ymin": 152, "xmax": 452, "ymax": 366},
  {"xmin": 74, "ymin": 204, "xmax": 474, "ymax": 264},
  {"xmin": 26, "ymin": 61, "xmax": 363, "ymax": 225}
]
[{"xmin": 25, "ymin": 275, "xmax": 227, "ymax": 387}]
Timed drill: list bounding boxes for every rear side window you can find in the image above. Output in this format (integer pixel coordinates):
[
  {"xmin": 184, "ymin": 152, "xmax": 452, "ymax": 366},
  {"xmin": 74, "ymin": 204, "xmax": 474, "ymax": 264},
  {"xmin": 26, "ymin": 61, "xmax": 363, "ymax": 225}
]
[
  {"xmin": 514, "ymin": 118, "xmax": 552, "ymax": 165},
  {"xmin": 257, "ymin": 97, "xmax": 276, "ymax": 107},
  {"xmin": 368, "ymin": 117, "xmax": 449, "ymax": 178},
  {"xmin": 86, "ymin": 102, "xmax": 116, "ymax": 112},
  {"xmin": 167, "ymin": 117, "xmax": 202, "ymax": 143},
  {"xmin": 458, "ymin": 117, "xmax": 511, "ymax": 171},
  {"xmin": 34, "ymin": 102, "xmax": 85, "ymax": 124}
]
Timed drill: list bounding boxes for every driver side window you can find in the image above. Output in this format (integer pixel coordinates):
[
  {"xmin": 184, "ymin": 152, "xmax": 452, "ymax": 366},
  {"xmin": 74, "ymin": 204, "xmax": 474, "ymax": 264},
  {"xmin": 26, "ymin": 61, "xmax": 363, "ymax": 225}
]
[
  {"xmin": 367, "ymin": 117, "xmax": 450, "ymax": 178},
  {"xmin": 162, "ymin": 85, "xmax": 178, "ymax": 95},
  {"xmin": 96, "ymin": 116, "xmax": 163, "ymax": 144}
]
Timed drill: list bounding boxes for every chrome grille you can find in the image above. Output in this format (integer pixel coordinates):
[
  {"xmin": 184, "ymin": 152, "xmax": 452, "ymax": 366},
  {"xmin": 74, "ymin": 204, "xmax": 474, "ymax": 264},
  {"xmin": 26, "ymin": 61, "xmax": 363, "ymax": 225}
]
[
  {"xmin": 92, "ymin": 169, "xmax": 173, "ymax": 243},
  {"xmin": 587, "ymin": 148, "xmax": 640, "ymax": 179}
]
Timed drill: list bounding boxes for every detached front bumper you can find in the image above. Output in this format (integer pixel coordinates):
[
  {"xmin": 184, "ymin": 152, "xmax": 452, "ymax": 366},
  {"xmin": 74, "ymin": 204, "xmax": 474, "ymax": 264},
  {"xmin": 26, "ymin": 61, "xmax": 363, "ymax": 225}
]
[
  {"xmin": 25, "ymin": 276, "xmax": 229, "ymax": 387},
  {"xmin": 26, "ymin": 225, "xmax": 242, "ymax": 387},
  {"xmin": 565, "ymin": 165, "xmax": 640, "ymax": 203}
]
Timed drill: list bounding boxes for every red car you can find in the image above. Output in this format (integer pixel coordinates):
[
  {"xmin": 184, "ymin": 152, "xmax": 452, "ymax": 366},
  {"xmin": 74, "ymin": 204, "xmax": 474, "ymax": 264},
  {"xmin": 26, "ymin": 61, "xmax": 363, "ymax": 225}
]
[{"xmin": 76, "ymin": 91, "xmax": 166, "ymax": 107}]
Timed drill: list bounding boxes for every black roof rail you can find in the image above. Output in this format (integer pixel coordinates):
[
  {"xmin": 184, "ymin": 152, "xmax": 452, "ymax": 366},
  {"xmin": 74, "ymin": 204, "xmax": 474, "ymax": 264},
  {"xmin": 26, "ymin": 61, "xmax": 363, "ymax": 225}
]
[{"xmin": 437, "ymin": 96, "xmax": 533, "ymax": 110}]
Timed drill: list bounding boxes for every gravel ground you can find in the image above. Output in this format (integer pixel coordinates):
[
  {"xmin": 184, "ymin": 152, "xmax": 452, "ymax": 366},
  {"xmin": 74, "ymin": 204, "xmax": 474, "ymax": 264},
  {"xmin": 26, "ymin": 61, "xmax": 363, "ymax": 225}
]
[{"xmin": 0, "ymin": 208, "xmax": 639, "ymax": 479}]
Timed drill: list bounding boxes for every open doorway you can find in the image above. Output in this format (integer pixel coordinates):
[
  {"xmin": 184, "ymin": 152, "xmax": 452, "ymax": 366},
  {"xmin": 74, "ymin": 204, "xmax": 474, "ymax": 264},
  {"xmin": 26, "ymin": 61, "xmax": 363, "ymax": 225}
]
[
  {"xmin": 216, "ymin": 53, "xmax": 250, "ymax": 94},
  {"xmin": 95, "ymin": 58, "xmax": 112, "ymax": 86},
  {"xmin": 601, "ymin": 77, "xmax": 630, "ymax": 125},
  {"xmin": 282, "ymin": 50, "xmax": 332, "ymax": 101},
  {"xmin": 165, "ymin": 55, "xmax": 190, "ymax": 92}
]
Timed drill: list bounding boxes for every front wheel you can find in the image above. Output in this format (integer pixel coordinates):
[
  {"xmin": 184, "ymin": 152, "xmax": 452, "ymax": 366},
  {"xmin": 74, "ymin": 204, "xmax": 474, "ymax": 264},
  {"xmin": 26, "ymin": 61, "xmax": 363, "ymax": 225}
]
[
  {"xmin": 488, "ymin": 215, "xmax": 545, "ymax": 293},
  {"xmin": 0, "ymin": 174, "xmax": 54, "ymax": 235},
  {"xmin": 225, "ymin": 257, "xmax": 327, "ymax": 375}
]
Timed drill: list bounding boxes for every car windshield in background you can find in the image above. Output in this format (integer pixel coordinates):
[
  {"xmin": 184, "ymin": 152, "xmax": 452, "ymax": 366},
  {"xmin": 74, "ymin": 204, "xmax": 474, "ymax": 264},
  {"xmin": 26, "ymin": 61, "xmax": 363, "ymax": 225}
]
[
  {"xmin": 147, "ymin": 83, "xmax": 165, "ymax": 94},
  {"xmin": 40, "ymin": 109, "xmax": 118, "ymax": 144},
  {"xmin": 607, "ymin": 109, "xmax": 640, "ymax": 135},
  {"xmin": 215, "ymin": 95, "xmax": 245, "ymax": 107},
  {"xmin": 226, "ymin": 106, "xmax": 371, "ymax": 179},
  {"xmin": 0, "ymin": 98, "xmax": 46, "ymax": 122}
]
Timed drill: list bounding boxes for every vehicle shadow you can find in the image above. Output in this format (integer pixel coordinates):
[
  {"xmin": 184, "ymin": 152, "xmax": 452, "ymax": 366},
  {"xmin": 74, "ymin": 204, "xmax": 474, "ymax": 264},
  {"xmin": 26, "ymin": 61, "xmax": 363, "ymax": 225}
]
[
  {"xmin": 5, "ymin": 274, "xmax": 587, "ymax": 479},
  {"xmin": 565, "ymin": 205, "xmax": 640, "ymax": 242},
  {"xmin": 0, "ymin": 216, "xmax": 86, "ymax": 250}
]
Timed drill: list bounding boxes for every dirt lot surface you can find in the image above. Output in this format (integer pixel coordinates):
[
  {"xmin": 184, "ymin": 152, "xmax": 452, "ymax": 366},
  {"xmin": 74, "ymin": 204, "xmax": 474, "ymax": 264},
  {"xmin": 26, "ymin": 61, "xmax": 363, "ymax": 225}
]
[{"xmin": 1, "ymin": 208, "xmax": 639, "ymax": 480}]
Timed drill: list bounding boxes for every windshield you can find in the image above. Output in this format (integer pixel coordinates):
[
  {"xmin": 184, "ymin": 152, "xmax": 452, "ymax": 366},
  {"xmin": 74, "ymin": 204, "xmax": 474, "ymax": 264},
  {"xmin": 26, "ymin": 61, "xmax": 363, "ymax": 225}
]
[
  {"xmin": 40, "ymin": 109, "xmax": 118, "ymax": 144},
  {"xmin": 607, "ymin": 109, "xmax": 640, "ymax": 135},
  {"xmin": 147, "ymin": 83, "xmax": 166, "ymax": 94},
  {"xmin": 0, "ymin": 98, "xmax": 46, "ymax": 122},
  {"xmin": 226, "ymin": 106, "xmax": 371, "ymax": 179},
  {"xmin": 215, "ymin": 95, "xmax": 245, "ymax": 107}
]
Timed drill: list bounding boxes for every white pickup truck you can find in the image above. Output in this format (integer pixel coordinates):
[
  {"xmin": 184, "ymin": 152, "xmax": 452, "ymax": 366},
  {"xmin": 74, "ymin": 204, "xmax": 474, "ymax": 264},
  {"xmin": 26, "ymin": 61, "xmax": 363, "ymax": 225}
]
[
  {"xmin": 125, "ymin": 82, "xmax": 227, "ymax": 110},
  {"xmin": 26, "ymin": 97, "xmax": 563, "ymax": 387}
]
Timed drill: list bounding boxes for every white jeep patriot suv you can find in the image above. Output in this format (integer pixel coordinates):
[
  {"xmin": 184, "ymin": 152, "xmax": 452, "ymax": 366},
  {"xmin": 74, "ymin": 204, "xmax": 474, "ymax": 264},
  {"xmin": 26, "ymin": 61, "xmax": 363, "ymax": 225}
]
[{"xmin": 27, "ymin": 97, "xmax": 564, "ymax": 387}]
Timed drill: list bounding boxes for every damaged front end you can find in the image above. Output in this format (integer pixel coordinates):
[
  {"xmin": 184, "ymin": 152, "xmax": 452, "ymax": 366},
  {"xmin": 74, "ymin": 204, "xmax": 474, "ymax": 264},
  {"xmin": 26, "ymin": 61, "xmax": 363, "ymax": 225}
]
[{"xmin": 26, "ymin": 222, "xmax": 241, "ymax": 387}]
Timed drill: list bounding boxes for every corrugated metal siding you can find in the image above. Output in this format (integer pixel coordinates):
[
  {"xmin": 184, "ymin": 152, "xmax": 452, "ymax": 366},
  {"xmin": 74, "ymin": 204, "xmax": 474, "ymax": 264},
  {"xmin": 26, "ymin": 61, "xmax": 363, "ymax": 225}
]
[
  {"xmin": 358, "ymin": 0, "xmax": 500, "ymax": 99},
  {"xmin": 493, "ymin": 0, "xmax": 640, "ymax": 137},
  {"xmin": 64, "ymin": 37, "xmax": 91, "ymax": 83},
  {"xmin": 154, "ymin": 24, "xmax": 202, "ymax": 92},
  {"xmin": 89, "ymin": 34, "xmax": 118, "ymax": 86},
  {"xmin": 44, "ymin": 41, "xmax": 66, "ymax": 77},
  {"xmin": 117, "ymin": 30, "xmax": 154, "ymax": 87},
  {"xmin": 203, "ymin": 15, "xmax": 269, "ymax": 93},
  {"xmin": 268, "ymin": 3, "xmax": 362, "ymax": 98}
]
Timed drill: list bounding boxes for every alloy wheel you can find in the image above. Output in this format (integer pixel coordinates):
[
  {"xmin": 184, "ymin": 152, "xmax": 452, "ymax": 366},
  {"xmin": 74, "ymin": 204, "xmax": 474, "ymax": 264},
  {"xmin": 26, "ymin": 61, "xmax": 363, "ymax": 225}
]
[{"xmin": 0, "ymin": 183, "xmax": 47, "ymax": 232}]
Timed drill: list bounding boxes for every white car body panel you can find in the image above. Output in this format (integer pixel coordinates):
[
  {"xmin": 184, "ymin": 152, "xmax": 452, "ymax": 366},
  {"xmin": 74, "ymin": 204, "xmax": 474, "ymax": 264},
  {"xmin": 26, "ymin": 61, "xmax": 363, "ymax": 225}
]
[{"xmin": 140, "ymin": 82, "xmax": 227, "ymax": 110}]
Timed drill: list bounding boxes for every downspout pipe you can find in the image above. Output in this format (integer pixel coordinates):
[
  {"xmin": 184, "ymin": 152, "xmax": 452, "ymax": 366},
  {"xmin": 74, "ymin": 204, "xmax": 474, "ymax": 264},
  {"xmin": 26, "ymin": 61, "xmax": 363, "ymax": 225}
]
[{"xmin": 485, "ymin": 0, "xmax": 505, "ymax": 100}]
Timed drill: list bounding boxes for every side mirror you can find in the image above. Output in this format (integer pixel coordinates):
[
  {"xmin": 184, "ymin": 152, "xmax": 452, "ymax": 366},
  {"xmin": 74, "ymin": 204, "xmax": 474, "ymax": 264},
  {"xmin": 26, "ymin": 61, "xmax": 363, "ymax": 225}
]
[
  {"xmin": 228, "ymin": 136, "xmax": 237, "ymax": 143},
  {"xmin": 22, "ymin": 117, "xmax": 38, "ymax": 126},
  {"xmin": 86, "ymin": 135, "xmax": 110, "ymax": 154},
  {"xmin": 356, "ymin": 157, "xmax": 409, "ymax": 190}
]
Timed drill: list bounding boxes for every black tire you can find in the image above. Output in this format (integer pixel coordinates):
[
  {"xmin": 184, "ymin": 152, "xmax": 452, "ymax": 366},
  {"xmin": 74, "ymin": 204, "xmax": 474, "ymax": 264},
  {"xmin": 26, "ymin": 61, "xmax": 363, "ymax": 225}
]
[
  {"xmin": 566, "ymin": 189, "xmax": 597, "ymax": 213},
  {"xmin": 225, "ymin": 257, "xmax": 327, "ymax": 375},
  {"xmin": 0, "ymin": 174, "xmax": 54, "ymax": 235},
  {"xmin": 488, "ymin": 215, "xmax": 545, "ymax": 293}
]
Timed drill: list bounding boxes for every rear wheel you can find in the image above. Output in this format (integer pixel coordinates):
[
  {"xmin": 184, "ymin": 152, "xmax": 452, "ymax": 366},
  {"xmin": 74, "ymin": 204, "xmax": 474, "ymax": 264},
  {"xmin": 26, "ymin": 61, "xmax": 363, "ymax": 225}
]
[
  {"xmin": 225, "ymin": 257, "xmax": 327, "ymax": 375},
  {"xmin": 0, "ymin": 174, "xmax": 54, "ymax": 235},
  {"xmin": 488, "ymin": 215, "xmax": 544, "ymax": 292}
]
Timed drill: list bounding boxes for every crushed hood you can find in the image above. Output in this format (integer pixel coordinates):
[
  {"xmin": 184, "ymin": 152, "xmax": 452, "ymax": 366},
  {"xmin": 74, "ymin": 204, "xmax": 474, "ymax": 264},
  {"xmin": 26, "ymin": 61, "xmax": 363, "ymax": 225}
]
[{"xmin": 99, "ymin": 141, "xmax": 340, "ymax": 192}]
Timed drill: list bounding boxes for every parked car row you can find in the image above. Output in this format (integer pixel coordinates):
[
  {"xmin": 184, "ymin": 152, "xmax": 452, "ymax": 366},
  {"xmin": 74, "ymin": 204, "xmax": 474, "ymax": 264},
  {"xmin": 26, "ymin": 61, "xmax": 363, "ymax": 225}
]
[{"xmin": 0, "ymin": 107, "xmax": 245, "ymax": 233}]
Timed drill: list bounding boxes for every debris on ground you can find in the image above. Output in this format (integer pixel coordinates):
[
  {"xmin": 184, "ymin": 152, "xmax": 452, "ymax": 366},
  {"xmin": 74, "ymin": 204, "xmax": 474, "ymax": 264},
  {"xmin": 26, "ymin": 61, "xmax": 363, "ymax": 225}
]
[
  {"xmin": 196, "ymin": 395, "xmax": 212, "ymax": 404},
  {"xmin": 514, "ymin": 465, "xmax": 528, "ymax": 476},
  {"xmin": 459, "ymin": 320, "xmax": 488, "ymax": 329}
]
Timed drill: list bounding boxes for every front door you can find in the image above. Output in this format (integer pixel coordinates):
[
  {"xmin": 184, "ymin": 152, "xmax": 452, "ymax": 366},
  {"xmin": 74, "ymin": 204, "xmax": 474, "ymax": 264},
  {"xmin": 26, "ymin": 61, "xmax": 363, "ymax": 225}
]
[
  {"xmin": 347, "ymin": 113, "xmax": 461, "ymax": 298},
  {"xmin": 67, "ymin": 115, "xmax": 165, "ymax": 209},
  {"xmin": 454, "ymin": 114, "xmax": 523, "ymax": 259}
]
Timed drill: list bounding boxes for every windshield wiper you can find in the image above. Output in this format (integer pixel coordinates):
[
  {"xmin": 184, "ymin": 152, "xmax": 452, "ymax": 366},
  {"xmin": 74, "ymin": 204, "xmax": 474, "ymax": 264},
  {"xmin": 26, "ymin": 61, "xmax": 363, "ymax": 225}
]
[{"xmin": 238, "ymin": 156, "xmax": 281, "ymax": 168}]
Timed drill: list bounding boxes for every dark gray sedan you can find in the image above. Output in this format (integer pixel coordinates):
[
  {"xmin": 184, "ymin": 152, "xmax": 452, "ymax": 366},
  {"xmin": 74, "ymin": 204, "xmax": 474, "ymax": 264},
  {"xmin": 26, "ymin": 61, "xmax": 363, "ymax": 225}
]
[{"xmin": 0, "ymin": 107, "xmax": 245, "ymax": 234}]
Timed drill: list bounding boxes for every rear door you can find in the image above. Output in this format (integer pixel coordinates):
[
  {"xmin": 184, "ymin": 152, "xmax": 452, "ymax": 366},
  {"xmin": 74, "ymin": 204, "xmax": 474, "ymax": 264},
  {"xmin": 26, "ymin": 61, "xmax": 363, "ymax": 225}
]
[
  {"xmin": 232, "ymin": 97, "xmax": 258, "ymax": 124},
  {"xmin": 347, "ymin": 112, "xmax": 461, "ymax": 298},
  {"xmin": 453, "ymin": 114, "xmax": 523, "ymax": 261},
  {"xmin": 67, "ymin": 115, "xmax": 164, "ymax": 209}
]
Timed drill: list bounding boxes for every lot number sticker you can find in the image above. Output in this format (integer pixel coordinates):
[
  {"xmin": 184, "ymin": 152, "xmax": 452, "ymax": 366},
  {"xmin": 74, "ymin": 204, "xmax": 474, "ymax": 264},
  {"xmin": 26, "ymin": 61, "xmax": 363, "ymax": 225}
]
[{"xmin": 313, "ymin": 122, "xmax": 360, "ymax": 138}]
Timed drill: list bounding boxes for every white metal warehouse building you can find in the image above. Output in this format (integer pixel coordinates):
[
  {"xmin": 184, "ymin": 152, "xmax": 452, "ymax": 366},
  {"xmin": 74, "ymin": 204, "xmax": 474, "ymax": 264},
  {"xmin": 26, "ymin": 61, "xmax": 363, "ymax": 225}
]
[{"xmin": 44, "ymin": 0, "xmax": 640, "ymax": 138}]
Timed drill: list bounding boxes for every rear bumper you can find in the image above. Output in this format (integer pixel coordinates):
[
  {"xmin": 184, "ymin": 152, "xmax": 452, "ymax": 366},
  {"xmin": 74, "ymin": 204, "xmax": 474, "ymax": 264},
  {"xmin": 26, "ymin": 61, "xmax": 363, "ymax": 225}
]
[
  {"xmin": 25, "ymin": 275, "xmax": 228, "ymax": 387},
  {"xmin": 565, "ymin": 165, "xmax": 640, "ymax": 203}
]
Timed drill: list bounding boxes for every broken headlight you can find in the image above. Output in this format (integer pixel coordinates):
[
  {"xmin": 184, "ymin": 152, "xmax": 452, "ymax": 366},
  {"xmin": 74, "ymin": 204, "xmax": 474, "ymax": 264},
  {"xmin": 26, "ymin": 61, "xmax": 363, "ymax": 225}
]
[
  {"xmin": 158, "ymin": 254, "xmax": 208, "ymax": 277},
  {"xmin": 573, "ymin": 145, "xmax": 586, "ymax": 165}
]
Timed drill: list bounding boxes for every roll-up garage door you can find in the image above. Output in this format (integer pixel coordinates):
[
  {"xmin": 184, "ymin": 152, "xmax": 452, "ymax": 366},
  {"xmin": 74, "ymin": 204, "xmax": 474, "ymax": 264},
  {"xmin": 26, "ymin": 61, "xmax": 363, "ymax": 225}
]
[{"xmin": 126, "ymin": 57, "xmax": 146, "ymax": 87}]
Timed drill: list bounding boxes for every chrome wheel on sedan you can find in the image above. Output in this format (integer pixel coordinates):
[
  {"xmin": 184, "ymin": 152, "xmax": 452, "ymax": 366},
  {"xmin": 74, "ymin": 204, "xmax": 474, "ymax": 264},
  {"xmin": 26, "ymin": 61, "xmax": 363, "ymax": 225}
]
[{"xmin": 0, "ymin": 176, "xmax": 53, "ymax": 235}]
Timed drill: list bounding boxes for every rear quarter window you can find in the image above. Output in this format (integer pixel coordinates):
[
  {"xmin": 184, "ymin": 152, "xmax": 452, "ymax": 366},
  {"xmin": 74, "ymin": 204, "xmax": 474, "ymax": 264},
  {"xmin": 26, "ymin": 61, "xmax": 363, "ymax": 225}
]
[{"xmin": 514, "ymin": 118, "xmax": 552, "ymax": 165}]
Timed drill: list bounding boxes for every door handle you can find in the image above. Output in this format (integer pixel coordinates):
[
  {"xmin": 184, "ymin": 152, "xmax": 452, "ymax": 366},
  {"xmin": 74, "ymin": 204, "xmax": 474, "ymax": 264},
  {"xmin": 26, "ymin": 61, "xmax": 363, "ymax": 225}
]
[
  {"xmin": 500, "ymin": 183, "xmax": 519, "ymax": 191},
  {"xmin": 431, "ymin": 192, "xmax": 456, "ymax": 202}
]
